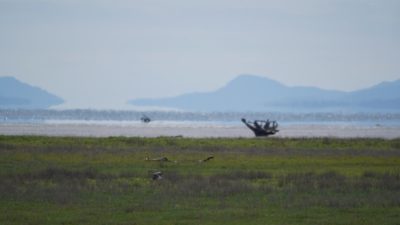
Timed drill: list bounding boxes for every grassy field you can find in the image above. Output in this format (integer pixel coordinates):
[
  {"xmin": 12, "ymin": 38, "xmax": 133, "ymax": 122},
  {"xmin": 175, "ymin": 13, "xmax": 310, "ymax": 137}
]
[{"xmin": 0, "ymin": 136, "xmax": 400, "ymax": 225}]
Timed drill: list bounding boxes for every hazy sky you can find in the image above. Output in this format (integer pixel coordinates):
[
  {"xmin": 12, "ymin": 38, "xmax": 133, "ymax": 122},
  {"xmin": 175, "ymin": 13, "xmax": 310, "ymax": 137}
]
[{"xmin": 1, "ymin": 0, "xmax": 399, "ymax": 109}]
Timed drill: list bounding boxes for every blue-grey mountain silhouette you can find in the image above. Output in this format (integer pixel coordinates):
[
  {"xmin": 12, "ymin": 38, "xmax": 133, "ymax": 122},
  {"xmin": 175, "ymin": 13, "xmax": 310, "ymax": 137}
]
[
  {"xmin": 0, "ymin": 76, "xmax": 64, "ymax": 109},
  {"xmin": 129, "ymin": 74, "xmax": 400, "ymax": 112}
]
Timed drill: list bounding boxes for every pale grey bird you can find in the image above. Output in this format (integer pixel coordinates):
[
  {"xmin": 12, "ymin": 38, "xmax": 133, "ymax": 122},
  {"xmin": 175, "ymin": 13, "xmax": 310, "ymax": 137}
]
[{"xmin": 152, "ymin": 171, "xmax": 163, "ymax": 180}]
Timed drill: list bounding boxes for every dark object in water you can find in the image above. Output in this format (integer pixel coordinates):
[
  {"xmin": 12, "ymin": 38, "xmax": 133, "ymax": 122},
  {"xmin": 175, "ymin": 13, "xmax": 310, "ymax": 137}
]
[
  {"xmin": 141, "ymin": 114, "xmax": 151, "ymax": 123},
  {"xmin": 241, "ymin": 118, "xmax": 279, "ymax": 137}
]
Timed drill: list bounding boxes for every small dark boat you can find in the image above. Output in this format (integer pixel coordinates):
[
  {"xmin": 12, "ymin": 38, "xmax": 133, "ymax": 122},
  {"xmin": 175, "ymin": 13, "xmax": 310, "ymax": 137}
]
[
  {"xmin": 241, "ymin": 118, "xmax": 279, "ymax": 137},
  {"xmin": 140, "ymin": 114, "xmax": 151, "ymax": 123}
]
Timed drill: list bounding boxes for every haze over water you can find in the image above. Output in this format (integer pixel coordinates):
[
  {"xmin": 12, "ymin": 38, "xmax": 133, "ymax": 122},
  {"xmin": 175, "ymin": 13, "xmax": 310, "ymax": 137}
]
[{"xmin": 2, "ymin": 1, "xmax": 399, "ymax": 109}]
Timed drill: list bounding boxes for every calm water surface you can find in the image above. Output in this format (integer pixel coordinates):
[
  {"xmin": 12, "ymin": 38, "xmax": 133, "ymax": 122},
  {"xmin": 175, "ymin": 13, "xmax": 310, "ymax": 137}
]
[{"xmin": 1, "ymin": 110, "xmax": 399, "ymax": 138}]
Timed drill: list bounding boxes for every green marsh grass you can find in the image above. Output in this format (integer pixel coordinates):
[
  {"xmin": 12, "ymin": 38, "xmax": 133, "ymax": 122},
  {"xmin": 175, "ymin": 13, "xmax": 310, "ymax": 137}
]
[{"xmin": 0, "ymin": 136, "xmax": 400, "ymax": 225}]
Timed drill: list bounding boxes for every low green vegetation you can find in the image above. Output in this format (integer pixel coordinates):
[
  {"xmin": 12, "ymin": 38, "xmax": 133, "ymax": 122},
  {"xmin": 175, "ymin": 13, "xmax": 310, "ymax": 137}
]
[{"xmin": 1, "ymin": 136, "xmax": 400, "ymax": 225}]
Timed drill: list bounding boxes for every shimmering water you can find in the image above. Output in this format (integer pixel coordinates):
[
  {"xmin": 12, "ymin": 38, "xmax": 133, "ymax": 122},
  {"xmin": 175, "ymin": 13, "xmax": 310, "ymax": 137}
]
[
  {"xmin": 1, "ymin": 109, "xmax": 399, "ymax": 138},
  {"xmin": 2, "ymin": 109, "xmax": 400, "ymax": 125}
]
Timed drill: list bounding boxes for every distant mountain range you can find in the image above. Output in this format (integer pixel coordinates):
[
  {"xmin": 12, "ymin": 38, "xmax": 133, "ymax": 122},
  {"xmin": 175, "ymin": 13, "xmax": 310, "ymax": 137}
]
[
  {"xmin": 129, "ymin": 74, "xmax": 400, "ymax": 112},
  {"xmin": 0, "ymin": 76, "xmax": 63, "ymax": 109}
]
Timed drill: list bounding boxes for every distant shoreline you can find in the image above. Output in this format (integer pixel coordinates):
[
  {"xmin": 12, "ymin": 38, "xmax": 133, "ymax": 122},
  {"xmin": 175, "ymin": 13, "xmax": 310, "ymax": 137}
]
[{"xmin": 1, "ymin": 123, "xmax": 399, "ymax": 139}]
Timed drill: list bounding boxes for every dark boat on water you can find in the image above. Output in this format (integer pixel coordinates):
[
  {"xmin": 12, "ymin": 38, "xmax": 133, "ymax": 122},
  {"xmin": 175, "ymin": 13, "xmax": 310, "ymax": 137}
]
[
  {"xmin": 241, "ymin": 118, "xmax": 279, "ymax": 137},
  {"xmin": 140, "ymin": 114, "xmax": 151, "ymax": 123}
]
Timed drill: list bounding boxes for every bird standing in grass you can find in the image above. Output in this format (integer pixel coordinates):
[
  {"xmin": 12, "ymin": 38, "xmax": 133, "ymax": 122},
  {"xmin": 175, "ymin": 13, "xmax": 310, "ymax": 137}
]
[
  {"xmin": 199, "ymin": 155, "xmax": 214, "ymax": 163},
  {"xmin": 152, "ymin": 171, "xmax": 163, "ymax": 180},
  {"xmin": 145, "ymin": 156, "xmax": 169, "ymax": 162}
]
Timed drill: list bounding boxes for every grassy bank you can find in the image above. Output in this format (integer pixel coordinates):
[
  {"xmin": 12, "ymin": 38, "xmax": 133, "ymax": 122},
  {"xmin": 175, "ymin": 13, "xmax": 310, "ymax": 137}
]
[{"xmin": 1, "ymin": 136, "xmax": 400, "ymax": 225}]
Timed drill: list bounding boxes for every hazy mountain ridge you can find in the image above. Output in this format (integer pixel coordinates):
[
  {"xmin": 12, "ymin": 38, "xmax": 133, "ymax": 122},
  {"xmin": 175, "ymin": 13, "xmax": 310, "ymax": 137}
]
[
  {"xmin": 0, "ymin": 76, "xmax": 64, "ymax": 109},
  {"xmin": 129, "ymin": 74, "xmax": 400, "ymax": 112}
]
